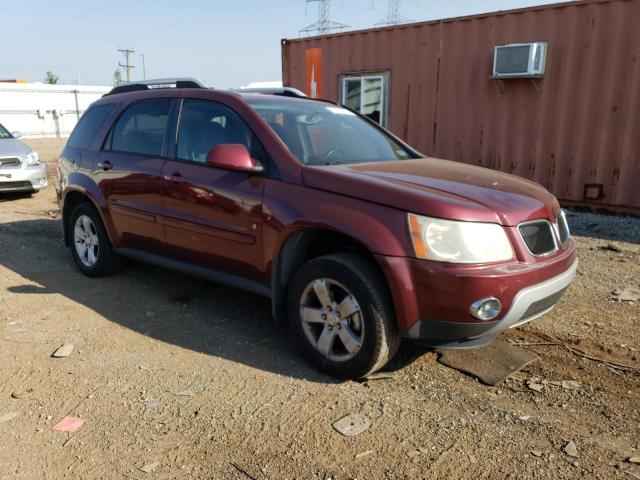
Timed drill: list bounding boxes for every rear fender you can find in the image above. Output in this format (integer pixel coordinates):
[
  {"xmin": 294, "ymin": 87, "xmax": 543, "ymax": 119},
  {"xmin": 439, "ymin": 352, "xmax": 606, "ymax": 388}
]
[{"xmin": 61, "ymin": 173, "xmax": 117, "ymax": 246}]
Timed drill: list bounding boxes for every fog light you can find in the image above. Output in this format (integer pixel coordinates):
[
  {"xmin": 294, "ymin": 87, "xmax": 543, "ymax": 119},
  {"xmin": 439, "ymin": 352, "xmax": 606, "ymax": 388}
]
[
  {"xmin": 469, "ymin": 297, "xmax": 502, "ymax": 321},
  {"xmin": 38, "ymin": 178, "xmax": 47, "ymax": 186}
]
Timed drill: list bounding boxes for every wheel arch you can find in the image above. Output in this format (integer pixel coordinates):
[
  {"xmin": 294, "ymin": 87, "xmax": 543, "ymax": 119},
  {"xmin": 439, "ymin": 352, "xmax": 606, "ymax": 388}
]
[
  {"xmin": 270, "ymin": 227, "xmax": 393, "ymax": 322},
  {"xmin": 61, "ymin": 183, "xmax": 114, "ymax": 247}
]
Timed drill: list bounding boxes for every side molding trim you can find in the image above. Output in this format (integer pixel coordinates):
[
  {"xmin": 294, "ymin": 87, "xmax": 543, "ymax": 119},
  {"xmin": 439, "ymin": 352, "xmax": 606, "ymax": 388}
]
[{"xmin": 114, "ymin": 248, "xmax": 272, "ymax": 298}]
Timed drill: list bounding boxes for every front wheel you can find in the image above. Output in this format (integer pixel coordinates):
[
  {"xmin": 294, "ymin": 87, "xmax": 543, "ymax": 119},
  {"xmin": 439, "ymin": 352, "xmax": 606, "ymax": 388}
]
[{"xmin": 287, "ymin": 253, "xmax": 400, "ymax": 379}]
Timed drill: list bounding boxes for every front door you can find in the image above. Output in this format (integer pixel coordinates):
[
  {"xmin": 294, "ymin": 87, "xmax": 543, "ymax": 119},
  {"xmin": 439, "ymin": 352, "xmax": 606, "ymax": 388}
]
[{"xmin": 160, "ymin": 99, "xmax": 266, "ymax": 282}]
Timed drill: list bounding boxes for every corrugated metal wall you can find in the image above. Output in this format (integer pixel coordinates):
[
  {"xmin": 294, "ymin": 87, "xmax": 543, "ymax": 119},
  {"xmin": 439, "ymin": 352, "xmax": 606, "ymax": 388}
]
[{"xmin": 283, "ymin": 0, "xmax": 640, "ymax": 214}]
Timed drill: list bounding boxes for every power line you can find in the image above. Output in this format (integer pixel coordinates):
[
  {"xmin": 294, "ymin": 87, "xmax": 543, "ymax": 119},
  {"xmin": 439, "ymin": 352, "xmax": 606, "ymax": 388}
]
[
  {"xmin": 118, "ymin": 48, "xmax": 135, "ymax": 82},
  {"xmin": 300, "ymin": 0, "xmax": 350, "ymax": 36},
  {"xmin": 375, "ymin": 0, "xmax": 414, "ymax": 26}
]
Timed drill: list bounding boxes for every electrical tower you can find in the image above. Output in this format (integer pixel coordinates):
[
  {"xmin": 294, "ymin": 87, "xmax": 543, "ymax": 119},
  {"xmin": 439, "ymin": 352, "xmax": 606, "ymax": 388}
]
[
  {"xmin": 118, "ymin": 48, "xmax": 135, "ymax": 82},
  {"xmin": 375, "ymin": 0, "xmax": 414, "ymax": 26},
  {"xmin": 300, "ymin": 0, "xmax": 349, "ymax": 36}
]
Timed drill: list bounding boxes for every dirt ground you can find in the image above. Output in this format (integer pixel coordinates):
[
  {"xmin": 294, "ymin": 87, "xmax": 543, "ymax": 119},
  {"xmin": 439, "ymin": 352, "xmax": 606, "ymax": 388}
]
[{"xmin": 0, "ymin": 185, "xmax": 638, "ymax": 480}]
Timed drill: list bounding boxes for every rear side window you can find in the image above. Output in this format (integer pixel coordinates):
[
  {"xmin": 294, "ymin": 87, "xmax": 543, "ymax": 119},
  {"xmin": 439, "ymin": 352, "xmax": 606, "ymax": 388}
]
[
  {"xmin": 108, "ymin": 100, "xmax": 171, "ymax": 156},
  {"xmin": 67, "ymin": 104, "xmax": 114, "ymax": 149}
]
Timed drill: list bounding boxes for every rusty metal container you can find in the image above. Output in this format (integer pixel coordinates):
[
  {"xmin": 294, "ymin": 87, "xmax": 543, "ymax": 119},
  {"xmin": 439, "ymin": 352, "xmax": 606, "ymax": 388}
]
[{"xmin": 283, "ymin": 0, "xmax": 640, "ymax": 214}]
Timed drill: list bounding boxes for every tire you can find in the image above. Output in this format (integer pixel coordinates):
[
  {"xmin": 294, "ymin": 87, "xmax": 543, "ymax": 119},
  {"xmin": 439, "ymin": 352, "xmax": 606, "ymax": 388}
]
[
  {"xmin": 287, "ymin": 253, "xmax": 400, "ymax": 379},
  {"xmin": 68, "ymin": 202, "xmax": 122, "ymax": 277}
]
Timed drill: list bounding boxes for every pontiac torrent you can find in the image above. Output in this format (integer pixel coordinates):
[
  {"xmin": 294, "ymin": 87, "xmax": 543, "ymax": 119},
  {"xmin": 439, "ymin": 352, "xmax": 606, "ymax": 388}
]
[{"xmin": 57, "ymin": 79, "xmax": 577, "ymax": 378}]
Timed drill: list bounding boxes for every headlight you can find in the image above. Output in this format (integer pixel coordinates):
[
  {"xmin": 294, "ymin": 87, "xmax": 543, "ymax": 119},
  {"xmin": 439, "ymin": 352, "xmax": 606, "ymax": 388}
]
[
  {"xmin": 408, "ymin": 213, "xmax": 514, "ymax": 263},
  {"xmin": 24, "ymin": 151, "xmax": 40, "ymax": 166}
]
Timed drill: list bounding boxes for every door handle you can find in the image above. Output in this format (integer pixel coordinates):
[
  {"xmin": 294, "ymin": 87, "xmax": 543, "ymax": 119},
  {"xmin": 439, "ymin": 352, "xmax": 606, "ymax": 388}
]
[
  {"xmin": 164, "ymin": 173, "xmax": 185, "ymax": 183},
  {"xmin": 97, "ymin": 160, "xmax": 113, "ymax": 171}
]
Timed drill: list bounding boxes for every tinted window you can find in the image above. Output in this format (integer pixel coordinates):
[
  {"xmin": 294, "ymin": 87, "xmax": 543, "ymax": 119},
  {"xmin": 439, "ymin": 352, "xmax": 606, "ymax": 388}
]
[
  {"xmin": 109, "ymin": 100, "xmax": 171, "ymax": 156},
  {"xmin": 67, "ymin": 104, "xmax": 114, "ymax": 149},
  {"xmin": 0, "ymin": 122, "xmax": 11, "ymax": 139},
  {"xmin": 177, "ymin": 100, "xmax": 264, "ymax": 165},
  {"xmin": 246, "ymin": 98, "xmax": 412, "ymax": 166}
]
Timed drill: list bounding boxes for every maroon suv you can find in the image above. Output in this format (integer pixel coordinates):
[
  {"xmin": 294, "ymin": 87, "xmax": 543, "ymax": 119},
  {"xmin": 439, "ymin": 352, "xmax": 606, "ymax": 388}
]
[{"xmin": 57, "ymin": 78, "xmax": 577, "ymax": 378}]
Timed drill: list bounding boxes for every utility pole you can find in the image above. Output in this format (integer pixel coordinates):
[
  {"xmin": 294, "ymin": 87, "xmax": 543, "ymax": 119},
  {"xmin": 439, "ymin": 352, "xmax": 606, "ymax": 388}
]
[
  {"xmin": 118, "ymin": 48, "xmax": 135, "ymax": 82},
  {"xmin": 300, "ymin": 0, "xmax": 349, "ymax": 36},
  {"xmin": 375, "ymin": 0, "xmax": 414, "ymax": 26},
  {"xmin": 141, "ymin": 54, "xmax": 146, "ymax": 80}
]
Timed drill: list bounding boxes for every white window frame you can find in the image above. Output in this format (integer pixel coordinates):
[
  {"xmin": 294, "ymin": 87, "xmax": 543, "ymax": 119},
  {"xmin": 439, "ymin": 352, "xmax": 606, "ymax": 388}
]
[{"xmin": 340, "ymin": 74, "xmax": 388, "ymax": 127}]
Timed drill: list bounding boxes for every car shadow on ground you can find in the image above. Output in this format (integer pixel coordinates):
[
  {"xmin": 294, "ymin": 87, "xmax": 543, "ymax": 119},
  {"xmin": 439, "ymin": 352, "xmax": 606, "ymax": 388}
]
[
  {"xmin": 0, "ymin": 192, "xmax": 35, "ymax": 202},
  {"xmin": 0, "ymin": 218, "xmax": 425, "ymax": 383}
]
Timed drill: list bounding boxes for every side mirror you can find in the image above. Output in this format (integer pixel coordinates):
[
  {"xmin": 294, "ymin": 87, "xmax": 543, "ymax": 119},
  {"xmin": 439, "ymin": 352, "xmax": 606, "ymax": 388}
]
[
  {"xmin": 205, "ymin": 144, "xmax": 263, "ymax": 173},
  {"xmin": 11, "ymin": 131, "xmax": 22, "ymax": 139}
]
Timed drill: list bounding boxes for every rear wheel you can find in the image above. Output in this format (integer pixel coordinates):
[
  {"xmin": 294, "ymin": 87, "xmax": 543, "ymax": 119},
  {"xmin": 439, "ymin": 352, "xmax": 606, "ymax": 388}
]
[
  {"xmin": 68, "ymin": 203, "xmax": 122, "ymax": 277},
  {"xmin": 288, "ymin": 253, "xmax": 399, "ymax": 379}
]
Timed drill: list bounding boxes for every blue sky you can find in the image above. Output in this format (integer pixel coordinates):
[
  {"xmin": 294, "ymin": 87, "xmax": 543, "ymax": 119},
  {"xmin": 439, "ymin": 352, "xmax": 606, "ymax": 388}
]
[{"xmin": 2, "ymin": 0, "xmax": 571, "ymax": 87}]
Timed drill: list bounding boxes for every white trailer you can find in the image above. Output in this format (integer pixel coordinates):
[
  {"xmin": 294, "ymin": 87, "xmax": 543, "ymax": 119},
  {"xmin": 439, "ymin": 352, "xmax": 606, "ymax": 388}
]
[{"xmin": 0, "ymin": 83, "xmax": 110, "ymax": 138}]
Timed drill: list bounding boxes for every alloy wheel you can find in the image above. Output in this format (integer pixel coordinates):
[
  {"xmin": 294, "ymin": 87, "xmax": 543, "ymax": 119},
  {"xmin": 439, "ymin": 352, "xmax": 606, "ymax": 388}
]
[
  {"xmin": 299, "ymin": 278, "xmax": 364, "ymax": 362},
  {"xmin": 73, "ymin": 214, "xmax": 99, "ymax": 267}
]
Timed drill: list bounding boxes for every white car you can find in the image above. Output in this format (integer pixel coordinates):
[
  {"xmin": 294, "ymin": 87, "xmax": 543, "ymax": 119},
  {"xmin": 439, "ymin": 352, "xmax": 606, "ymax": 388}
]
[{"xmin": 0, "ymin": 122, "xmax": 47, "ymax": 194}]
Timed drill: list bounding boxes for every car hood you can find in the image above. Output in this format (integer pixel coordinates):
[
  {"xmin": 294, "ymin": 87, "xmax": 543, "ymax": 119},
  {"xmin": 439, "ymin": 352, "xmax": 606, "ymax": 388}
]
[
  {"xmin": 0, "ymin": 138, "xmax": 31, "ymax": 158},
  {"xmin": 301, "ymin": 158, "xmax": 560, "ymax": 226}
]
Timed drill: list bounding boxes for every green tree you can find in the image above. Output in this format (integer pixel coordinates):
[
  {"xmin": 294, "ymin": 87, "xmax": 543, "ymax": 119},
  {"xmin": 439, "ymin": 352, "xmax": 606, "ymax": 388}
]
[{"xmin": 45, "ymin": 71, "xmax": 59, "ymax": 84}]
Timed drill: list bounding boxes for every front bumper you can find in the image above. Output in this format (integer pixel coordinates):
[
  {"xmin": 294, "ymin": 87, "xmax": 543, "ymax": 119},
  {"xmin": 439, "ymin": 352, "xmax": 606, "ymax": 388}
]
[
  {"xmin": 0, "ymin": 164, "xmax": 48, "ymax": 192},
  {"xmin": 405, "ymin": 258, "xmax": 578, "ymax": 349}
]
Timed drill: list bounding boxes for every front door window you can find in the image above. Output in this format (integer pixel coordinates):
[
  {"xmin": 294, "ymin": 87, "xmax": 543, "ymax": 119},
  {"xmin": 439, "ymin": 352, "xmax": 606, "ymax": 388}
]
[{"xmin": 176, "ymin": 99, "xmax": 264, "ymax": 166}]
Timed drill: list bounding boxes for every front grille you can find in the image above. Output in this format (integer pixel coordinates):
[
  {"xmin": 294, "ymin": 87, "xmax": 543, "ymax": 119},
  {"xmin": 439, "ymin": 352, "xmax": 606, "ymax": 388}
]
[
  {"xmin": 0, "ymin": 157, "xmax": 21, "ymax": 169},
  {"xmin": 519, "ymin": 220, "xmax": 557, "ymax": 256},
  {"xmin": 519, "ymin": 287, "xmax": 568, "ymax": 321},
  {"xmin": 556, "ymin": 211, "xmax": 570, "ymax": 244},
  {"xmin": 0, "ymin": 181, "xmax": 32, "ymax": 190}
]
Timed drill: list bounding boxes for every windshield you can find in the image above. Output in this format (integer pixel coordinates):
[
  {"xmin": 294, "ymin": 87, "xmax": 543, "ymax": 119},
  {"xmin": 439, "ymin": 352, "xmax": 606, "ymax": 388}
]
[
  {"xmin": 0, "ymin": 123, "xmax": 12, "ymax": 139},
  {"xmin": 247, "ymin": 98, "xmax": 414, "ymax": 165}
]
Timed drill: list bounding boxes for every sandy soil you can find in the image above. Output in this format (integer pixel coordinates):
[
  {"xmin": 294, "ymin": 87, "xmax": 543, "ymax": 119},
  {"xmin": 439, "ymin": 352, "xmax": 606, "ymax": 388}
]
[{"xmin": 0, "ymin": 186, "xmax": 638, "ymax": 480}]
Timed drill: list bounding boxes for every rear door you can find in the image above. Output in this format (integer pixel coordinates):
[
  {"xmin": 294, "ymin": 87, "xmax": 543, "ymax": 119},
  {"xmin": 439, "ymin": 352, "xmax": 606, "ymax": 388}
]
[
  {"xmin": 160, "ymin": 98, "xmax": 267, "ymax": 282},
  {"xmin": 96, "ymin": 99, "xmax": 174, "ymax": 253}
]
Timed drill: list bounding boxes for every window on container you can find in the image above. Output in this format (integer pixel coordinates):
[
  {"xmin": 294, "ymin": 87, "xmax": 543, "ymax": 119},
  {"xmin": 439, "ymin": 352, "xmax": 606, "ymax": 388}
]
[{"xmin": 341, "ymin": 75, "xmax": 386, "ymax": 127}]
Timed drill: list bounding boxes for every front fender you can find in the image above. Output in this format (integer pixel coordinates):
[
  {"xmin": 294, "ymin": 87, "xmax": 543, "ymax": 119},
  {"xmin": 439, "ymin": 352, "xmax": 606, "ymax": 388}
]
[
  {"xmin": 264, "ymin": 181, "xmax": 412, "ymax": 269},
  {"xmin": 263, "ymin": 180, "xmax": 414, "ymax": 320}
]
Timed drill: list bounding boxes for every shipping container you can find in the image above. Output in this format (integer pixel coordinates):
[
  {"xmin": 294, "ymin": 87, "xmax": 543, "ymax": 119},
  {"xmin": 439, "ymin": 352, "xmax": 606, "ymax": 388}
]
[{"xmin": 282, "ymin": 0, "xmax": 640, "ymax": 214}]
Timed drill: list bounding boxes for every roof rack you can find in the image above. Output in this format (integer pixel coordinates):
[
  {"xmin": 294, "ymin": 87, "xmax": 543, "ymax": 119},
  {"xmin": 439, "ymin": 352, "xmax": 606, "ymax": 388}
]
[
  {"xmin": 234, "ymin": 87, "xmax": 308, "ymax": 98},
  {"xmin": 104, "ymin": 77, "xmax": 210, "ymax": 97}
]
